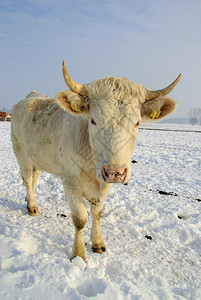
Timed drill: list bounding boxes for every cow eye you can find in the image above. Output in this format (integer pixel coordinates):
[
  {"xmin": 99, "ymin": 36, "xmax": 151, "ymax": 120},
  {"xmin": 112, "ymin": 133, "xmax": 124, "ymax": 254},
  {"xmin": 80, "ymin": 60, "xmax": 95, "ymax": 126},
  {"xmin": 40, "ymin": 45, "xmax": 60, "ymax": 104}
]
[
  {"xmin": 90, "ymin": 118, "xmax": 96, "ymax": 126},
  {"xmin": 135, "ymin": 121, "xmax": 140, "ymax": 127}
]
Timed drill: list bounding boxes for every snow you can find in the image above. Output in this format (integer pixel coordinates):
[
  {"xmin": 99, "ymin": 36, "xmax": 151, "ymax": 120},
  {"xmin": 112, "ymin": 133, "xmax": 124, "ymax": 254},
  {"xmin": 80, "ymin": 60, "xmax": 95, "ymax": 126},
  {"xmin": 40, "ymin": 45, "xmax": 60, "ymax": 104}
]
[{"xmin": 0, "ymin": 121, "xmax": 201, "ymax": 300}]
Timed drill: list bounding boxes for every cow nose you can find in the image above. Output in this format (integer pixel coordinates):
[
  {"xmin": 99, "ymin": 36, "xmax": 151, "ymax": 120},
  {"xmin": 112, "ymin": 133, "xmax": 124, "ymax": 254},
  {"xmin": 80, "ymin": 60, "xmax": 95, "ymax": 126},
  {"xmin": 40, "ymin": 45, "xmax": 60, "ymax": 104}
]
[{"xmin": 101, "ymin": 166, "xmax": 127, "ymax": 183}]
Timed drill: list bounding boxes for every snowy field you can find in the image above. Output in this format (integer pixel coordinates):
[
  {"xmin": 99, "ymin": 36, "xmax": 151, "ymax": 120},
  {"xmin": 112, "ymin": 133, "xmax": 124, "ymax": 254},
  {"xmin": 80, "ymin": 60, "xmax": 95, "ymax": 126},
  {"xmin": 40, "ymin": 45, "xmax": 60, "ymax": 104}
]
[{"xmin": 0, "ymin": 122, "xmax": 201, "ymax": 300}]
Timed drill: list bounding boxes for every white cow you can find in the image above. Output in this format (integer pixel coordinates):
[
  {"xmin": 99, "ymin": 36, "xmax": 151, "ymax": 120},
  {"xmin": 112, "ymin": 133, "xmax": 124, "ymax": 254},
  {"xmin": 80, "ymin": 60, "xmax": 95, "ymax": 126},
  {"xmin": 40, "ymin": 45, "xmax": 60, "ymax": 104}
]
[{"xmin": 11, "ymin": 60, "xmax": 181, "ymax": 261}]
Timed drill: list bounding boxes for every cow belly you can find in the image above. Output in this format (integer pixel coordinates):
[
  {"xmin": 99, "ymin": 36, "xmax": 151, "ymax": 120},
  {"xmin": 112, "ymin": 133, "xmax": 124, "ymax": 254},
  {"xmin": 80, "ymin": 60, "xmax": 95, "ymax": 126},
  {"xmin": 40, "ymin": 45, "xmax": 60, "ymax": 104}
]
[{"xmin": 28, "ymin": 146, "xmax": 61, "ymax": 175}]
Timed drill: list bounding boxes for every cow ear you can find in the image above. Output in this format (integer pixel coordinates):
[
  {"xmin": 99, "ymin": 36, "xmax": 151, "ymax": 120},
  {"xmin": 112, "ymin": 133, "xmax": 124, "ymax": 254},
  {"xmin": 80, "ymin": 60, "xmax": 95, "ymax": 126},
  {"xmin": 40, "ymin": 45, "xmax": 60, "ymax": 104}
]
[
  {"xmin": 55, "ymin": 90, "xmax": 90, "ymax": 115},
  {"xmin": 141, "ymin": 97, "xmax": 177, "ymax": 121}
]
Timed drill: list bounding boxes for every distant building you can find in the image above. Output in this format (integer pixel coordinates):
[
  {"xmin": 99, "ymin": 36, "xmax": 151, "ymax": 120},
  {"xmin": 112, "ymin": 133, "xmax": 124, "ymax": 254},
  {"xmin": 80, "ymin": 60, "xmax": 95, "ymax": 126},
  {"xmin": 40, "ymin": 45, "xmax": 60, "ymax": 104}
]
[
  {"xmin": 0, "ymin": 112, "xmax": 7, "ymax": 121},
  {"xmin": 6, "ymin": 114, "xmax": 11, "ymax": 122}
]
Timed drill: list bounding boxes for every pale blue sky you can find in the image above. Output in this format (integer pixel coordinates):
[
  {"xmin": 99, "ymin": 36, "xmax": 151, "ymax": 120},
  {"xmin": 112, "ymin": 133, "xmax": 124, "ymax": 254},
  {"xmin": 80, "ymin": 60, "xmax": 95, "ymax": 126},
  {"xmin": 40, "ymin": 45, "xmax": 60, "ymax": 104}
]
[{"xmin": 1, "ymin": 0, "xmax": 201, "ymax": 117}]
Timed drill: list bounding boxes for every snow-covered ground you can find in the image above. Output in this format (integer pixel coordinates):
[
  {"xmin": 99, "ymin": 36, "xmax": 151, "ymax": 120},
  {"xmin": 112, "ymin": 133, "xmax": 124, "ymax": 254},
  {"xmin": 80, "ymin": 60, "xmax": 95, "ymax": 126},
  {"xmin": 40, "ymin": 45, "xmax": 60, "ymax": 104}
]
[{"xmin": 0, "ymin": 122, "xmax": 200, "ymax": 300}]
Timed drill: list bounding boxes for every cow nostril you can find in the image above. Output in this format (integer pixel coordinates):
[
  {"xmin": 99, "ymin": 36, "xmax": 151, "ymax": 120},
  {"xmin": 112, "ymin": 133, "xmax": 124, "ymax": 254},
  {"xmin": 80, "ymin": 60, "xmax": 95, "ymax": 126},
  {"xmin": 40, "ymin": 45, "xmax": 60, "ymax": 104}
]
[
  {"xmin": 104, "ymin": 168, "xmax": 108, "ymax": 177},
  {"xmin": 102, "ymin": 167, "xmax": 109, "ymax": 178}
]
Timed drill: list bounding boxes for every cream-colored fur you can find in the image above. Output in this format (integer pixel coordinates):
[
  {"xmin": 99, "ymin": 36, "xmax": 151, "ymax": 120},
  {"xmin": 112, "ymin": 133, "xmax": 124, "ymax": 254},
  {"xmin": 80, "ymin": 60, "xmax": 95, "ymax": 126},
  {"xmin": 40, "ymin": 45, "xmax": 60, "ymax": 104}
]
[{"xmin": 11, "ymin": 76, "xmax": 177, "ymax": 261}]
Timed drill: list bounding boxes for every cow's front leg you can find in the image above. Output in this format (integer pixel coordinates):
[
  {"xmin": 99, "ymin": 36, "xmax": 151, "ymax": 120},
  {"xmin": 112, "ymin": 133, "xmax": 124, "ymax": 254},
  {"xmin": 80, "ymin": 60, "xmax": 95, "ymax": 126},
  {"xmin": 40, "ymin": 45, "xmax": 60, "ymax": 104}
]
[
  {"xmin": 71, "ymin": 208, "xmax": 88, "ymax": 262},
  {"xmin": 63, "ymin": 182, "xmax": 88, "ymax": 262},
  {"xmin": 90, "ymin": 201, "xmax": 106, "ymax": 253}
]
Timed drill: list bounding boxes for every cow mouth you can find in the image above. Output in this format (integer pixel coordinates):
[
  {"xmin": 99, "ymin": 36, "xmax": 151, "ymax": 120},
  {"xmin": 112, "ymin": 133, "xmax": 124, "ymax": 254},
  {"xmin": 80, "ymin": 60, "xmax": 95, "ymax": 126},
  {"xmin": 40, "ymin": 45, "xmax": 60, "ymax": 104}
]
[{"xmin": 101, "ymin": 166, "xmax": 127, "ymax": 183}]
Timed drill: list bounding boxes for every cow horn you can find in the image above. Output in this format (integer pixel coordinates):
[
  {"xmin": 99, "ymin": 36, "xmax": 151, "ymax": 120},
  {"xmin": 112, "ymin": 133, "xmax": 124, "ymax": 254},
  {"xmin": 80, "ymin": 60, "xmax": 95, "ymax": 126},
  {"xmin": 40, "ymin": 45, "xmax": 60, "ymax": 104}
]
[
  {"xmin": 145, "ymin": 74, "xmax": 181, "ymax": 100},
  {"xmin": 62, "ymin": 60, "xmax": 88, "ymax": 96}
]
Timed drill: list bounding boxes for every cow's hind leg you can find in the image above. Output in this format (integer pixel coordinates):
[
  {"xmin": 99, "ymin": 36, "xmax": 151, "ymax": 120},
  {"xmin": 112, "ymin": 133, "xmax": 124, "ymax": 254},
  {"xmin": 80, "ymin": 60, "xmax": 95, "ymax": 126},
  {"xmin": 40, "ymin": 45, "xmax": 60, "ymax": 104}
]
[
  {"xmin": 32, "ymin": 167, "xmax": 41, "ymax": 198},
  {"xmin": 22, "ymin": 166, "xmax": 39, "ymax": 216},
  {"xmin": 28, "ymin": 167, "xmax": 41, "ymax": 214},
  {"xmin": 11, "ymin": 131, "xmax": 39, "ymax": 216}
]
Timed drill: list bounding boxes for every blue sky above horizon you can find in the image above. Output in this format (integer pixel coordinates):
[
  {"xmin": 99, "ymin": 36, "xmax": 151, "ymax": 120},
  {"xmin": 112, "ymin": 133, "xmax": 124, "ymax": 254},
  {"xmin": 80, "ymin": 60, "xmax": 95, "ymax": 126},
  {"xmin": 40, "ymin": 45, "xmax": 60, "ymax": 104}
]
[{"xmin": 0, "ymin": 0, "xmax": 201, "ymax": 117}]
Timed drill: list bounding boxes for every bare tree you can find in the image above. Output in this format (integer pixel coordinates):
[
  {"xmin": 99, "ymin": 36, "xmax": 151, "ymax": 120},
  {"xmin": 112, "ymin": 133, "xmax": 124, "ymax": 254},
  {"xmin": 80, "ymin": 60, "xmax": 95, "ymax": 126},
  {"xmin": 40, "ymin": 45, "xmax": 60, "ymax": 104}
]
[{"xmin": 187, "ymin": 108, "xmax": 201, "ymax": 125}]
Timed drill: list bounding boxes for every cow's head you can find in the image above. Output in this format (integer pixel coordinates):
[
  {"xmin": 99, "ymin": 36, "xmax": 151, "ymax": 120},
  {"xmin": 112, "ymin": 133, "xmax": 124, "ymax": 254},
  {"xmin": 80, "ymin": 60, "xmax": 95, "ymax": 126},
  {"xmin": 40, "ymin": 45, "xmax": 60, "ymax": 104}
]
[{"xmin": 56, "ymin": 60, "xmax": 181, "ymax": 184}]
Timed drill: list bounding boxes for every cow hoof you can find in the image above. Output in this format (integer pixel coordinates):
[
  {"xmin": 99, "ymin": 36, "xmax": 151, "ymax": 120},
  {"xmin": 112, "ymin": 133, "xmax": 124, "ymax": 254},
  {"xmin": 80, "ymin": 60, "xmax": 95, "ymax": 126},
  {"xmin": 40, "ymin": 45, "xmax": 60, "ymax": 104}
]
[
  {"xmin": 28, "ymin": 207, "xmax": 39, "ymax": 216},
  {"xmin": 92, "ymin": 244, "xmax": 106, "ymax": 253}
]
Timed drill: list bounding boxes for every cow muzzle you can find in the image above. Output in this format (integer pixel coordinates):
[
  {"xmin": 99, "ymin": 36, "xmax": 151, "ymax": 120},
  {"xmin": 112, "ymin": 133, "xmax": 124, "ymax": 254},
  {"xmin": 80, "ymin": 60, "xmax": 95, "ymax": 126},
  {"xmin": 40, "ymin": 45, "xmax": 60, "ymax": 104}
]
[{"xmin": 101, "ymin": 166, "xmax": 127, "ymax": 183}]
